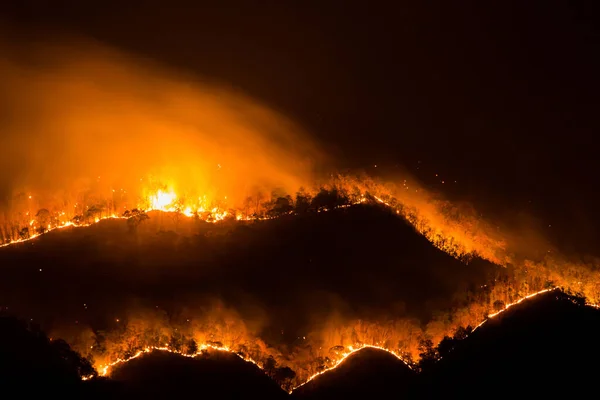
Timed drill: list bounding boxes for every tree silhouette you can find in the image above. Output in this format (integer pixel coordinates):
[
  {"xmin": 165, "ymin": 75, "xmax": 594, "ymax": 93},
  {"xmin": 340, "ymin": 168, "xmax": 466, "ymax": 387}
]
[
  {"xmin": 185, "ymin": 339, "xmax": 198, "ymax": 355},
  {"xmin": 274, "ymin": 366, "xmax": 296, "ymax": 391},
  {"xmin": 437, "ymin": 336, "xmax": 456, "ymax": 358},
  {"xmin": 418, "ymin": 338, "xmax": 440, "ymax": 371},
  {"xmin": 18, "ymin": 226, "xmax": 29, "ymax": 240},
  {"xmin": 268, "ymin": 196, "xmax": 294, "ymax": 217},
  {"xmin": 125, "ymin": 209, "xmax": 149, "ymax": 232},
  {"xmin": 311, "ymin": 188, "xmax": 350, "ymax": 211},
  {"xmin": 263, "ymin": 355, "xmax": 277, "ymax": 377},
  {"xmin": 35, "ymin": 208, "xmax": 51, "ymax": 233},
  {"xmin": 295, "ymin": 190, "xmax": 311, "ymax": 213},
  {"xmin": 49, "ymin": 338, "xmax": 96, "ymax": 378},
  {"xmin": 453, "ymin": 325, "xmax": 472, "ymax": 340},
  {"xmin": 85, "ymin": 204, "xmax": 105, "ymax": 223},
  {"xmin": 169, "ymin": 331, "xmax": 184, "ymax": 352}
]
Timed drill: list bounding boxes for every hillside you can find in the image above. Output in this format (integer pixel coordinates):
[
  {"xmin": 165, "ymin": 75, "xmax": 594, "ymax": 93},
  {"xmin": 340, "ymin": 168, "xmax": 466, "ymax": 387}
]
[
  {"xmin": 0, "ymin": 315, "xmax": 93, "ymax": 392},
  {"xmin": 3, "ymin": 291, "xmax": 600, "ymax": 398},
  {"xmin": 418, "ymin": 290, "xmax": 600, "ymax": 398},
  {"xmin": 291, "ymin": 347, "xmax": 415, "ymax": 399},
  {"xmin": 87, "ymin": 351, "xmax": 288, "ymax": 400},
  {"xmin": 0, "ymin": 203, "xmax": 498, "ymax": 357}
]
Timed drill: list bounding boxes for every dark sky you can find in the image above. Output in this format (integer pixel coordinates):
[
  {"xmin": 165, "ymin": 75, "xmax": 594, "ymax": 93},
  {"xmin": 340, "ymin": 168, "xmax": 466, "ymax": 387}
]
[{"xmin": 1, "ymin": 1, "xmax": 599, "ymax": 253}]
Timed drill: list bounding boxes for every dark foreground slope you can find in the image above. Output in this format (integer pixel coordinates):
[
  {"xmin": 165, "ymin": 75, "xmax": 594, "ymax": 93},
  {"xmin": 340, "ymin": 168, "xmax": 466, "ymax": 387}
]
[
  {"xmin": 293, "ymin": 292, "xmax": 600, "ymax": 399},
  {"xmin": 3, "ymin": 293, "xmax": 600, "ymax": 399},
  {"xmin": 0, "ymin": 316, "xmax": 93, "ymax": 391},
  {"xmin": 418, "ymin": 290, "xmax": 600, "ymax": 399},
  {"xmin": 0, "ymin": 314, "xmax": 285, "ymax": 399},
  {"xmin": 84, "ymin": 351, "xmax": 288, "ymax": 400},
  {"xmin": 291, "ymin": 347, "xmax": 415, "ymax": 400},
  {"xmin": 0, "ymin": 204, "xmax": 497, "ymax": 345}
]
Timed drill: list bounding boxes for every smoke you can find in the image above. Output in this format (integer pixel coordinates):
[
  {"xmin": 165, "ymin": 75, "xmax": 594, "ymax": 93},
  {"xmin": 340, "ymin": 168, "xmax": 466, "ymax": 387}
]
[
  {"xmin": 349, "ymin": 168, "xmax": 562, "ymax": 266},
  {"xmin": 0, "ymin": 28, "xmax": 557, "ymax": 264},
  {"xmin": 0, "ymin": 32, "xmax": 325, "ymax": 208}
]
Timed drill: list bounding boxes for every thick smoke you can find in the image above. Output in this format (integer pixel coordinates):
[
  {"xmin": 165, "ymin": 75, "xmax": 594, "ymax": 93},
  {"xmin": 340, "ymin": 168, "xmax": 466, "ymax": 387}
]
[{"xmin": 0, "ymin": 34, "xmax": 324, "ymax": 208}]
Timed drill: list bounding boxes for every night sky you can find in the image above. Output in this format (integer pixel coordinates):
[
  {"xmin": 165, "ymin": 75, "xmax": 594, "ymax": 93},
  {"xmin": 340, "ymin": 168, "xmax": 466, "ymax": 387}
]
[{"xmin": 1, "ymin": 1, "xmax": 599, "ymax": 253}]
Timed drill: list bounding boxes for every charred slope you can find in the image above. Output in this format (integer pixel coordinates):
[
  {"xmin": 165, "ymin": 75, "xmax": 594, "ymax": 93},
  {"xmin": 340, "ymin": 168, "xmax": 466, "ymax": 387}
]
[
  {"xmin": 291, "ymin": 347, "xmax": 415, "ymax": 399},
  {"xmin": 418, "ymin": 291, "xmax": 600, "ymax": 399},
  {"xmin": 86, "ymin": 351, "xmax": 287, "ymax": 400},
  {"xmin": 0, "ymin": 204, "xmax": 497, "ymax": 337}
]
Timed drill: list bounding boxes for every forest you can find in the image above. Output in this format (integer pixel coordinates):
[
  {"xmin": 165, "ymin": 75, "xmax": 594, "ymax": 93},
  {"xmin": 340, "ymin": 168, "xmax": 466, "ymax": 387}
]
[{"xmin": 2, "ymin": 180, "xmax": 600, "ymax": 390}]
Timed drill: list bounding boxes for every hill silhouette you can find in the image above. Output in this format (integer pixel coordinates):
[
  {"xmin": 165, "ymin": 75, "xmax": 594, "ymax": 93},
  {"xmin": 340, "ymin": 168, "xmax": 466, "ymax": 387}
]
[
  {"xmin": 418, "ymin": 290, "xmax": 600, "ymax": 399},
  {"xmin": 291, "ymin": 347, "xmax": 415, "ymax": 399},
  {"xmin": 3, "ymin": 292, "xmax": 600, "ymax": 398},
  {"xmin": 291, "ymin": 291, "xmax": 600, "ymax": 399},
  {"xmin": 0, "ymin": 315, "xmax": 94, "ymax": 392},
  {"xmin": 88, "ymin": 351, "xmax": 288, "ymax": 400}
]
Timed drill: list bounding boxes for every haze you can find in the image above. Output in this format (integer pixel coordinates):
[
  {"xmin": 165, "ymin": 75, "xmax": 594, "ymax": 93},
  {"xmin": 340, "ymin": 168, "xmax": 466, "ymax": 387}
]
[{"xmin": 0, "ymin": 34, "xmax": 323, "ymax": 208}]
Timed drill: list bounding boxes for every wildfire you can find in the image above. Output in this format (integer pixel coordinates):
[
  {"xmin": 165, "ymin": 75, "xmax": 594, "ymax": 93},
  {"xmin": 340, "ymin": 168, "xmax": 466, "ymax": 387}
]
[
  {"xmin": 8, "ymin": 37, "xmax": 584, "ymax": 392},
  {"xmin": 0, "ymin": 215, "xmax": 127, "ymax": 249},
  {"xmin": 81, "ymin": 285, "xmax": 598, "ymax": 393},
  {"xmin": 289, "ymin": 344, "xmax": 413, "ymax": 393},
  {"xmin": 0, "ymin": 174, "xmax": 506, "ymax": 269},
  {"xmin": 2, "ymin": 176, "xmax": 600, "ymax": 392},
  {"xmin": 86, "ymin": 342, "xmax": 261, "ymax": 381},
  {"xmin": 83, "ymin": 333, "xmax": 414, "ymax": 391},
  {"xmin": 0, "ymin": 183, "xmax": 237, "ymax": 248},
  {"xmin": 471, "ymin": 287, "xmax": 558, "ymax": 332}
]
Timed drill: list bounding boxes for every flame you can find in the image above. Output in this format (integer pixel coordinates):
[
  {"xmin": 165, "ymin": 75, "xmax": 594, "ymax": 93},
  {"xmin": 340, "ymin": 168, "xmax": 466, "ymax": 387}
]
[
  {"xmin": 289, "ymin": 344, "xmax": 413, "ymax": 393},
  {"xmin": 149, "ymin": 189, "xmax": 177, "ymax": 211},
  {"xmin": 92, "ymin": 342, "xmax": 260, "ymax": 379},
  {"xmin": 1, "ymin": 176, "xmax": 600, "ymax": 391},
  {"xmin": 77, "ymin": 286, "xmax": 599, "ymax": 392},
  {"xmin": 0, "ymin": 174, "xmax": 507, "ymax": 265},
  {"xmin": 471, "ymin": 288, "xmax": 558, "ymax": 332}
]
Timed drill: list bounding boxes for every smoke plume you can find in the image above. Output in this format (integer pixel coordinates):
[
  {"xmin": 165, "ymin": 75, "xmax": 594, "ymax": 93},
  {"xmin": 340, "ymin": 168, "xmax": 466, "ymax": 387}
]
[{"xmin": 0, "ymin": 33, "xmax": 324, "ymax": 208}]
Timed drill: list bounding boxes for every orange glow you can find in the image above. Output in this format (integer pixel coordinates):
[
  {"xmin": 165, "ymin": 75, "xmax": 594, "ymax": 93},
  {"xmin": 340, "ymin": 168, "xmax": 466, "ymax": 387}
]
[
  {"xmin": 0, "ymin": 33, "xmax": 324, "ymax": 245},
  {"xmin": 3, "ymin": 31, "xmax": 600, "ymax": 394},
  {"xmin": 289, "ymin": 344, "xmax": 413, "ymax": 393},
  {"xmin": 75, "ymin": 287, "xmax": 599, "ymax": 392},
  {"xmin": 92, "ymin": 342, "xmax": 260, "ymax": 379},
  {"xmin": 3, "ymin": 183, "xmax": 600, "ymax": 390},
  {"xmin": 471, "ymin": 288, "xmax": 558, "ymax": 332}
]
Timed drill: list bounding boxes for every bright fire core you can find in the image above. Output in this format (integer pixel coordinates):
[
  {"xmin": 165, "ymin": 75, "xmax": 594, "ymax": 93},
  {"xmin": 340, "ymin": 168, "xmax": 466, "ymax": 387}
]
[{"xmin": 150, "ymin": 190, "xmax": 177, "ymax": 211}]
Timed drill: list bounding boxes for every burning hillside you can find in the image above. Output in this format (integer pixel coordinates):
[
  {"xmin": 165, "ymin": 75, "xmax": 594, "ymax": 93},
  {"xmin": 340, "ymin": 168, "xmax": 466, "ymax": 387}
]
[
  {"xmin": 2, "ymin": 31, "xmax": 600, "ymax": 393},
  {"xmin": 2, "ymin": 192, "xmax": 599, "ymax": 390},
  {"xmin": 0, "ymin": 32, "xmax": 323, "ymax": 240}
]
